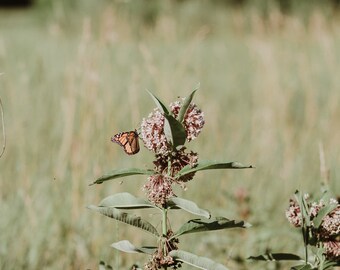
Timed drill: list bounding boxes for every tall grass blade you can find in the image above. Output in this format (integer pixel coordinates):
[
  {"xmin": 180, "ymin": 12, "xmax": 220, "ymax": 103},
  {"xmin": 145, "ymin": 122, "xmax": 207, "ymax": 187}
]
[{"xmin": 0, "ymin": 97, "xmax": 5, "ymax": 158}]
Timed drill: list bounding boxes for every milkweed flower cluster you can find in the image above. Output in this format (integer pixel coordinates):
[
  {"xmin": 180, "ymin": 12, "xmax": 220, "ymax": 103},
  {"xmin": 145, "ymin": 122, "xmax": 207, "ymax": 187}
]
[
  {"xmin": 144, "ymin": 231, "xmax": 180, "ymax": 270},
  {"xmin": 140, "ymin": 99, "xmax": 204, "ymax": 207},
  {"xmin": 140, "ymin": 100, "xmax": 205, "ymax": 153},
  {"xmin": 286, "ymin": 199, "xmax": 302, "ymax": 227},
  {"xmin": 170, "ymin": 100, "xmax": 205, "ymax": 142},
  {"xmin": 285, "ymin": 195, "xmax": 340, "ymax": 261},
  {"xmin": 140, "ymin": 108, "xmax": 169, "ymax": 155}
]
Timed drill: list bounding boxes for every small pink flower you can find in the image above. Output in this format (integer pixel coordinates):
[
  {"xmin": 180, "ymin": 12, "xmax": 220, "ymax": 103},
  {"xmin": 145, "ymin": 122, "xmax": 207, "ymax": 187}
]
[{"xmin": 285, "ymin": 199, "xmax": 302, "ymax": 227}]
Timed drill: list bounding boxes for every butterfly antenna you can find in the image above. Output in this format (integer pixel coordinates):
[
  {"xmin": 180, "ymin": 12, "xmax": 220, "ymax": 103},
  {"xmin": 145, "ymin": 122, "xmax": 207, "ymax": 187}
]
[{"xmin": 135, "ymin": 128, "xmax": 141, "ymax": 136}]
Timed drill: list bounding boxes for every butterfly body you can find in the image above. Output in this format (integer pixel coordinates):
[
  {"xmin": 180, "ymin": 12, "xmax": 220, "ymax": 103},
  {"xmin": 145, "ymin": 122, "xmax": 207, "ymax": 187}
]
[{"xmin": 111, "ymin": 130, "xmax": 140, "ymax": 155}]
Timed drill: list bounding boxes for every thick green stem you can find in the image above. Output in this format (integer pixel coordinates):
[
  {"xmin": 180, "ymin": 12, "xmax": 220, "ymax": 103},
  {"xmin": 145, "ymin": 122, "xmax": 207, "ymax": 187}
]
[
  {"xmin": 162, "ymin": 207, "xmax": 168, "ymax": 270},
  {"xmin": 162, "ymin": 207, "xmax": 168, "ymax": 237},
  {"xmin": 302, "ymin": 226, "xmax": 309, "ymax": 264},
  {"xmin": 161, "ymin": 155, "xmax": 172, "ymax": 270},
  {"xmin": 163, "ymin": 155, "xmax": 173, "ymax": 239}
]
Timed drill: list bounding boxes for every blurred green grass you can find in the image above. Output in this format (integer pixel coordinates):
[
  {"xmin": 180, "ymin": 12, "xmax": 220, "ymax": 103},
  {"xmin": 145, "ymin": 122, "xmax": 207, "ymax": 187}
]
[{"xmin": 0, "ymin": 1, "xmax": 339, "ymax": 269}]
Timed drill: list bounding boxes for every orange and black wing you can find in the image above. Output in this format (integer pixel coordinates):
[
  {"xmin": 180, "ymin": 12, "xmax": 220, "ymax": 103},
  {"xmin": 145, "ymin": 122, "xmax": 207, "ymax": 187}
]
[{"xmin": 111, "ymin": 130, "xmax": 140, "ymax": 155}]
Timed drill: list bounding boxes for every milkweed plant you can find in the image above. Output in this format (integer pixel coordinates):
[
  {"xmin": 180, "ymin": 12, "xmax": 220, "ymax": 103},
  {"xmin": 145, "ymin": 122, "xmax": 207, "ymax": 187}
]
[
  {"xmin": 88, "ymin": 86, "xmax": 253, "ymax": 270},
  {"xmin": 249, "ymin": 190, "xmax": 340, "ymax": 269}
]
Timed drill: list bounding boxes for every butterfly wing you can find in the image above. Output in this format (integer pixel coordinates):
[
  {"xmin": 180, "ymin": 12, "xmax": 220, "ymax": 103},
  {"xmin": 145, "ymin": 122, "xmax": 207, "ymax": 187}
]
[{"xmin": 111, "ymin": 130, "xmax": 140, "ymax": 155}]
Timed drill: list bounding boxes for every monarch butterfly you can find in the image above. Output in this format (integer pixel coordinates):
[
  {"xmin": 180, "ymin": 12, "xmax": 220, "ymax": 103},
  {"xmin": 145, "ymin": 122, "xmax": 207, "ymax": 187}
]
[{"xmin": 111, "ymin": 130, "xmax": 140, "ymax": 155}]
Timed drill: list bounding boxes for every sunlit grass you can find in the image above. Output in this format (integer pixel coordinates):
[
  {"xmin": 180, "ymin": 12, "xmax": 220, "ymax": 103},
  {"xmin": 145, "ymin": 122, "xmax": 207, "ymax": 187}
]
[{"xmin": 0, "ymin": 1, "xmax": 339, "ymax": 269}]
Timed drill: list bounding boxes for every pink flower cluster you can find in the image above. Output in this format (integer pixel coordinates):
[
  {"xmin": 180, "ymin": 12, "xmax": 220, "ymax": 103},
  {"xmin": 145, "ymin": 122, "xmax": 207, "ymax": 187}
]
[
  {"xmin": 140, "ymin": 99, "xmax": 204, "ymax": 207},
  {"xmin": 285, "ymin": 195, "xmax": 340, "ymax": 261},
  {"xmin": 140, "ymin": 108, "xmax": 169, "ymax": 155},
  {"xmin": 285, "ymin": 199, "xmax": 302, "ymax": 227},
  {"xmin": 140, "ymin": 100, "xmax": 205, "ymax": 155},
  {"xmin": 144, "ymin": 230, "xmax": 180, "ymax": 270},
  {"xmin": 170, "ymin": 100, "xmax": 205, "ymax": 142}
]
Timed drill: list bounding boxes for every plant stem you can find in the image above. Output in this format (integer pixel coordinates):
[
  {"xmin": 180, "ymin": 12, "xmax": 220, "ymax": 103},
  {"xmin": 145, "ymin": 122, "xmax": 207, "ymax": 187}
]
[
  {"xmin": 162, "ymin": 207, "xmax": 168, "ymax": 237},
  {"xmin": 162, "ymin": 155, "xmax": 172, "ymax": 270},
  {"xmin": 162, "ymin": 207, "xmax": 168, "ymax": 270},
  {"xmin": 302, "ymin": 226, "xmax": 309, "ymax": 264}
]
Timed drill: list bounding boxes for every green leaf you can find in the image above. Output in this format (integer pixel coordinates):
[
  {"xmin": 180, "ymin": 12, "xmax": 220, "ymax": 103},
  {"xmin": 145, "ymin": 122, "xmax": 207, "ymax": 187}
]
[
  {"xmin": 169, "ymin": 250, "xmax": 229, "ymax": 270},
  {"xmin": 175, "ymin": 161, "xmax": 254, "ymax": 179},
  {"xmin": 163, "ymin": 113, "xmax": 187, "ymax": 147},
  {"xmin": 167, "ymin": 197, "xmax": 210, "ymax": 218},
  {"xmin": 294, "ymin": 190, "xmax": 311, "ymax": 227},
  {"xmin": 111, "ymin": 240, "xmax": 156, "ymax": 255},
  {"xmin": 99, "ymin": 192, "xmax": 157, "ymax": 210},
  {"xmin": 291, "ymin": 264, "xmax": 314, "ymax": 270},
  {"xmin": 174, "ymin": 217, "xmax": 250, "ymax": 238},
  {"xmin": 177, "ymin": 83, "xmax": 200, "ymax": 123},
  {"xmin": 147, "ymin": 90, "xmax": 170, "ymax": 115},
  {"xmin": 87, "ymin": 205, "xmax": 159, "ymax": 236},
  {"xmin": 321, "ymin": 261, "xmax": 339, "ymax": 270},
  {"xmin": 89, "ymin": 168, "xmax": 153, "ymax": 185},
  {"xmin": 312, "ymin": 203, "xmax": 337, "ymax": 228},
  {"xmin": 248, "ymin": 253, "xmax": 302, "ymax": 261},
  {"xmin": 147, "ymin": 90, "xmax": 187, "ymax": 148}
]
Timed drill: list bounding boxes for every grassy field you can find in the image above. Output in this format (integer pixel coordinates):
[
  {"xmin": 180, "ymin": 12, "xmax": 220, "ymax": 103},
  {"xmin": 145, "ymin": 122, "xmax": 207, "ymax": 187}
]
[{"xmin": 0, "ymin": 1, "xmax": 339, "ymax": 269}]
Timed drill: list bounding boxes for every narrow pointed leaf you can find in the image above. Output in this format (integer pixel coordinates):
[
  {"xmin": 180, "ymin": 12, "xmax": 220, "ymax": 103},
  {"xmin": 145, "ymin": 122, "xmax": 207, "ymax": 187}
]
[
  {"xmin": 176, "ymin": 161, "xmax": 254, "ymax": 179},
  {"xmin": 87, "ymin": 205, "xmax": 159, "ymax": 236},
  {"xmin": 169, "ymin": 250, "xmax": 229, "ymax": 270},
  {"xmin": 167, "ymin": 197, "xmax": 210, "ymax": 218},
  {"xmin": 312, "ymin": 203, "xmax": 337, "ymax": 228},
  {"xmin": 294, "ymin": 190, "xmax": 310, "ymax": 226},
  {"xmin": 291, "ymin": 264, "xmax": 313, "ymax": 270},
  {"xmin": 248, "ymin": 253, "xmax": 302, "ymax": 261},
  {"xmin": 322, "ymin": 261, "xmax": 339, "ymax": 269},
  {"xmin": 147, "ymin": 90, "xmax": 169, "ymax": 115},
  {"xmin": 163, "ymin": 113, "xmax": 187, "ymax": 147},
  {"xmin": 111, "ymin": 240, "xmax": 156, "ymax": 255},
  {"xmin": 90, "ymin": 168, "xmax": 153, "ymax": 185},
  {"xmin": 147, "ymin": 90, "xmax": 186, "ymax": 147},
  {"xmin": 174, "ymin": 217, "xmax": 250, "ymax": 238},
  {"xmin": 177, "ymin": 84, "xmax": 200, "ymax": 123},
  {"xmin": 99, "ymin": 192, "xmax": 157, "ymax": 210}
]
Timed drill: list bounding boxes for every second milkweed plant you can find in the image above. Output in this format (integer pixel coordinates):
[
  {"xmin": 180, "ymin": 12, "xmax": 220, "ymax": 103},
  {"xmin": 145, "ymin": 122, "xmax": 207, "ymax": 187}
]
[
  {"xmin": 249, "ymin": 190, "xmax": 340, "ymax": 269},
  {"xmin": 89, "ymin": 86, "xmax": 253, "ymax": 270}
]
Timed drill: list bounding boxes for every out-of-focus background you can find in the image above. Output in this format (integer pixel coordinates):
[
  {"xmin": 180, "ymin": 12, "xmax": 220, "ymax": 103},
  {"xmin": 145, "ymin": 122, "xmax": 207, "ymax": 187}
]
[{"xmin": 0, "ymin": 0, "xmax": 339, "ymax": 269}]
